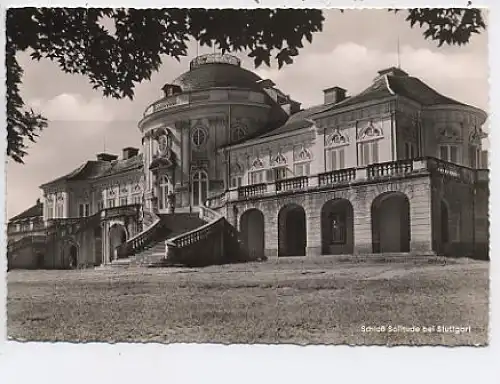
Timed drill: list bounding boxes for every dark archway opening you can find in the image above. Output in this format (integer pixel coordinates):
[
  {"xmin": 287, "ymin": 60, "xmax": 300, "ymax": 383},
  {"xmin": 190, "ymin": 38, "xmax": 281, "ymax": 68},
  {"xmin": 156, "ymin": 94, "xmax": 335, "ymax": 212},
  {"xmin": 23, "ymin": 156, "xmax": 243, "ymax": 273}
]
[
  {"xmin": 321, "ymin": 199, "xmax": 354, "ymax": 255},
  {"xmin": 69, "ymin": 245, "xmax": 78, "ymax": 269},
  {"xmin": 371, "ymin": 192, "xmax": 411, "ymax": 253},
  {"xmin": 109, "ymin": 224, "xmax": 128, "ymax": 260},
  {"xmin": 278, "ymin": 204, "xmax": 307, "ymax": 257},
  {"xmin": 240, "ymin": 209, "xmax": 265, "ymax": 260},
  {"xmin": 36, "ymin": 252, "xmax": 44, "ymax": 269}
]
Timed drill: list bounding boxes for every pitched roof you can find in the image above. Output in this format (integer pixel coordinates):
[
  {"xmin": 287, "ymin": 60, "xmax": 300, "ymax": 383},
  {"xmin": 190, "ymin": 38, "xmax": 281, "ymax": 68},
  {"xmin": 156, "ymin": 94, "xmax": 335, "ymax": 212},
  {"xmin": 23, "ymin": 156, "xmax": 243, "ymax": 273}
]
[
  {"xmin": 40, "ymin": 154, "xmax": 143, "ymax": 188},
  {"xmin": 229, "ymin": 67, "xmax": 484, "ymax": 148},
  {"xmin": 10, "ymin": 201, "xmax": 43, "ymax": 222}
]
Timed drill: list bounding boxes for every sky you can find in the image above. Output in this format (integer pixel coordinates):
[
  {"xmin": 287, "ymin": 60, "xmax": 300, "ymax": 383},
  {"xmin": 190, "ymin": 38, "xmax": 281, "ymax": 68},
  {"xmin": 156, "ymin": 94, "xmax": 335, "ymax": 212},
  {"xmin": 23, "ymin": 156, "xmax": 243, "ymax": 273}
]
[{"xmin": 5, "ymin": 9, "xmax": 489, "ymax": 219}]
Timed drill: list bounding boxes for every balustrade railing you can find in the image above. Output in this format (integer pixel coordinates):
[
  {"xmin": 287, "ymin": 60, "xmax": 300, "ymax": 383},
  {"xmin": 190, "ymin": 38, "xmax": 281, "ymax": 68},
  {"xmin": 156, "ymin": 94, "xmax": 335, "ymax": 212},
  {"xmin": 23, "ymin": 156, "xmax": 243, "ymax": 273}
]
[
  {"xmin": 276, "ymin": 176, "xmax": 309, "ymax": 192},
  {"xmin": 7, "ymin": 235, "xmax": 47, "ymax": 253},
  {"xmin": 205, "ymin": 192, "xmax": 227, "ymax": 209},
  {"xmin": 318, "ymin": 168, "xmax": 356, "ymax": 186},
  {"xmin": 238, "ymin": 183, "xmax": 267, "ymax": 198},
  {"xmin": 199, "ymin": 205, "xmax": 222, "ymax": 222},
  {"xmin": 367, "ymin": 159, "xmax": 414, "ymax": 179},
  {"xmin": 428, "ymin": 158, "xmax": 478, "ymax": 183},
  {"xmin": 116, "ymin": 214, "xmax": 163, "ymax": 258}
]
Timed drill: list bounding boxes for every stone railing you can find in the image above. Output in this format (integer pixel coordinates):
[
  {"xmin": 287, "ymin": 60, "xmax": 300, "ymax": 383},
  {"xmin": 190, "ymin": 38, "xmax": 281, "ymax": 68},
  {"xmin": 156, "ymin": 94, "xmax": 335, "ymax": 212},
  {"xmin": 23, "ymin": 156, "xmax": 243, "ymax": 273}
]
[
  {"xmin": 199, "ymin": 205, "xmax": 222, "ymax": 222},
  {"xmin": 318, "ymin": 168, "xmax": 357, "ymax": 186},
  {"xmin": 238, "ymin": 183, "xmax": 267, "ymax": 198},
  {"xmin": 203, "ymin": 158, "xmax": 483, "ymax": 208},
  {"xmin": 427, "ymin": 157, "xmax": 478, "ymax": 184},
  {"xmin": 7, "ymin": 235, "xmax": 47, "ymax": 254},
  {"xmin": 101, "ymin": 204, "xmax": 141, "ymax": 220},
  {"xmin": 143, "ymin": 94, "xmax": 189, "ymax": 116},
  {"xmin": 116, "ymin": 213, "xmax": 163, "ymax": 258},
  {"xmin": 164, "ymin": 205, "xmax": 240, "ymax": 267},
  {"xmin": 46, "ymin": 211, "xmax": 102, "ymax": 236},
  {"xmin": 367, "ymin": 159, "xmax": 414, "ymax": 179},
  {"xmin": 476, "ymin": 169, "xmax": 489, "ymax": 183},
  {"xmin": 276, "ymin": 176, "xmax": 309, "ymax": 192},
  {"xmin": 205, "ymin": 191, "xmax": 227, "ymax": 209}
]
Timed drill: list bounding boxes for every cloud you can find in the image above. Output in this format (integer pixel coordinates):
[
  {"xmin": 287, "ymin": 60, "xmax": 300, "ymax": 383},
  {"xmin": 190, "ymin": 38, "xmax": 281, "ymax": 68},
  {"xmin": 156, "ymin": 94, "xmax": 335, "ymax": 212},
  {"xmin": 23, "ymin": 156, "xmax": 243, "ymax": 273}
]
[{"xmin": 29, "ymin": 93, "xmax": 116, "ymax": 123}]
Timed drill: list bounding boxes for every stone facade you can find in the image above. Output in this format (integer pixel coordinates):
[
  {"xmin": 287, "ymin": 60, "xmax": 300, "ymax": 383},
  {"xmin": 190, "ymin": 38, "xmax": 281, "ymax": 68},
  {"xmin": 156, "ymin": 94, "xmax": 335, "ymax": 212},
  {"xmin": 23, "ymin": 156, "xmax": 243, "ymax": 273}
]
[{"xmin": 7, "ymin": 54, "xmax": 490, "ymax": 269}]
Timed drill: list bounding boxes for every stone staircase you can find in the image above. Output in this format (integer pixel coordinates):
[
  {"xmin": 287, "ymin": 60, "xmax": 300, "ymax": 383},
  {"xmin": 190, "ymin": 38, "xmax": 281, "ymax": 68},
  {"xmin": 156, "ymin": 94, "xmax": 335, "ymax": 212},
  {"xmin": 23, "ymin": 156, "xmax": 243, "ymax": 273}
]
[{"xmin": 126, "ymin": 212, "xmax": 207, "ymax": 267}]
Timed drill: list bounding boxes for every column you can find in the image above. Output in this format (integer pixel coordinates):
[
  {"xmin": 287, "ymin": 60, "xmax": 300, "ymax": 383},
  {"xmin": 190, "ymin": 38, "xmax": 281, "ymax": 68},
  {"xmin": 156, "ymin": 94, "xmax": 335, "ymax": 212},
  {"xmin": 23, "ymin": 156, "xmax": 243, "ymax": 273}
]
[
  {"xmin": 63, "ymin": 191, "xmax": 69, "ymax": 218},
  {"xmin": 264, "ymin": 202, "xmax": 279, "ymax": 258},
  {"xmin": 181, "ymin": 121, "xmax": 190, "ymax": 185},
  {"xmin": 352, "ymin": 190, "xmax": 372, "ymax": 254},
  {"xmin": 305, "ymin": 196, "xmax": 322, "ymax": 256},
  {"xmin": 313, "ymin": 126, "xmax": 326, "ymax": 174},
  {"xmin": 101, "ymin": 222, "xmax": 109, "ymax": 265},
  {"xmin": 409, "ymin": 178, "xmax": 434, "ymax": 253}
]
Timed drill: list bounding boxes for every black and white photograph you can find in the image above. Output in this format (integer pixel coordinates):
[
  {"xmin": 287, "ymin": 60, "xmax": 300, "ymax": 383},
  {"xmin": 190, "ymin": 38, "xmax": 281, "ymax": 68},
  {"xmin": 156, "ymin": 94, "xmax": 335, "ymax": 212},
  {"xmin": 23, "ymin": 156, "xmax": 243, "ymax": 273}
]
[{"xmin": 5, "ymin": 7, "xmax": 490, "ymax": 346}]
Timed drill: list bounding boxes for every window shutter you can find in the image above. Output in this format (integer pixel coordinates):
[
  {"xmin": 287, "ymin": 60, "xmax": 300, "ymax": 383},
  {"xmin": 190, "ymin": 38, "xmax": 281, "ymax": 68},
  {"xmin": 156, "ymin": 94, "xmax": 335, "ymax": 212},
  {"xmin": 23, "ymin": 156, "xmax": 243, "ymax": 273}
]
[
  {"xmin": 331, "ymin": 150, "xmax": 337, "ymax": 170},
  {"xmin": 363, "ymin": 143, "xmax": 370, "ymax": 165},
  {"xmin": 372, "ymin": 142, "xmax": 379, "ymax": 163},
  {"xmin": 266, "ymin": 169, "xmax": 274, "ymax": 182},
  {"xmin": 339, "ymin": 149, "xmax": 345, "ymax": 169},
  {"xmin": 440, "ymin": 146, "xmax": 448, "ymax": 161},
  {"xmin": 325, "ymin": 150, "xmax": 331, "ymax": 172},
  {"xmin": 450, "ymin": 146, "xmax": 458, "ymax": 163}
]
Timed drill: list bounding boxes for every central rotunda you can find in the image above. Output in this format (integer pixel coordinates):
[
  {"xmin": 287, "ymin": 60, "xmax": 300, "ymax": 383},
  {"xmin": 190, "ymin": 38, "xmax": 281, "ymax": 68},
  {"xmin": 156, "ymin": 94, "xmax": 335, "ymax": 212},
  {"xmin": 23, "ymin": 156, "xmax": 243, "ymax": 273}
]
[{"xmin": 138, "ymin": 53, "xmax": 296, "ymax": 213}]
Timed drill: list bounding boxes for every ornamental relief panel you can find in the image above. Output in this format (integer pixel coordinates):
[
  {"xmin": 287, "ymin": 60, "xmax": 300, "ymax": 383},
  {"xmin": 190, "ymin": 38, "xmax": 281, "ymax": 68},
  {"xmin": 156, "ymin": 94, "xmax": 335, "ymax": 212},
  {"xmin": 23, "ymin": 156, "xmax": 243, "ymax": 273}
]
[{"xmin": 436, "ymin": 122, "xmax": 462, "ymax": 143}]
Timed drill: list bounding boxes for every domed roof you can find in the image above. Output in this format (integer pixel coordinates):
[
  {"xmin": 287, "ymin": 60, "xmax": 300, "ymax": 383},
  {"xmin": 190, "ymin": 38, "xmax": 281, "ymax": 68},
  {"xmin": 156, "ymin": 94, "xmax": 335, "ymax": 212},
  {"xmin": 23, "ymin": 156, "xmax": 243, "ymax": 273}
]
[{"xmin": 172, "ymin": 53, "xmax": 263, "ymax": 92}]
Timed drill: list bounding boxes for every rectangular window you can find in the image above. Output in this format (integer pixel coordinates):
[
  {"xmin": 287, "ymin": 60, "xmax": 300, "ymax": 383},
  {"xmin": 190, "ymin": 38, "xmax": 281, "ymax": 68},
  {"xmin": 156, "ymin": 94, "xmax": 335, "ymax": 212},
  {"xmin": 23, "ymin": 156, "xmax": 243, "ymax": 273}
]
[
  {"xmin": 119, "ymin": 197, "xmax": 128, "ymax": 206},
  {"xmin": 55, "ymin": 204, "xmax": 64, "ymax": 218},
  {"xmin": 294, "ymin": 163, "xmax": 311, "ymax": 177},
  {"xmin": 439, "ymin": 145, "xmax": 460, "ymax": 164},
  {"xmin": 230, "ymin": 176, "xmax": 242, "ymax": 188},
  {"xmin": 78, "ymin": 203, "xmax": 90, "ymax": 217},
  {"xmin": 450, "ymin": 146, "xmax": 458, "ymax": 163},
  {"xmin": 97, "ymin": 201, "xmax": 104, "ymax": 212},
  {"xmin": 132, "ymin": 194, "xmax": 142, "ymax": 205},
  {"xmin": 326, "ymin": 148, "xmax": 345, "ymax": 171},
  {"xmin": 371, "ymin": 141, "xmax": 379, "ymax": 163},
  {"xmin": 274, "ymin": 167, "xmax": 288, "ymax": 181},
  {"xmin": 249, "ymin": 170, "xmax": 265, "ymax": 184},
  {"xmin": 404, "ymin": 142, "xmax": 417, "ymax": 159},
  {"xmin": 46, "ymin": 204, "xmax": 53, "ymax": 219},
  {"xmin": 358, "ymin": 141, "xmax": 380, "ymax": 166},
  {"xmin": 106, "ymin": 199, "xmax": 115, "ymax": 208}
]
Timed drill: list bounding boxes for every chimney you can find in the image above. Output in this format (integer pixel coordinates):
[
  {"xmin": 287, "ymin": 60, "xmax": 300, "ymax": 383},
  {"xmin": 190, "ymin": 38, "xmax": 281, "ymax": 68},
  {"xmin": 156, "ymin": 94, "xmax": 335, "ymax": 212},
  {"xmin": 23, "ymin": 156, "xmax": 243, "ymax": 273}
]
[
  {"xmin": 122, "ymin": 147, "xmax": 139, "ymax": 160},
  {"xmin": 323, "ymin": 86, "xmax": 347, "ymax": 105},
  {"xmin": 96, "ymin": 153, "xmax": 118, "ymax": 162}
]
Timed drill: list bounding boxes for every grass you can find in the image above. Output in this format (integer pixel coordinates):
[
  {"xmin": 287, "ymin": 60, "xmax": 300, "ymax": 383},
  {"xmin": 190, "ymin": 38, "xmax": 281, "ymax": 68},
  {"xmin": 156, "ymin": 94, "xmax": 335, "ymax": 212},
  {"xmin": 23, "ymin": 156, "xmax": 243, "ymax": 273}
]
[{"xmin": 7, "ymin": 256, "xmax": 489, "ymax": 345}]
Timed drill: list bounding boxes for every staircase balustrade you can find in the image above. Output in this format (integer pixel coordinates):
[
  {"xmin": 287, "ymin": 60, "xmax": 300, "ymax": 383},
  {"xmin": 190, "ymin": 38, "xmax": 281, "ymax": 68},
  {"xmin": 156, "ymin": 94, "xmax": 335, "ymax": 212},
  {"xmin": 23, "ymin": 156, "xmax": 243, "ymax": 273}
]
[
  {"xmin": 116, "ymin": 212, "xmax": 162, "ymax": 257},
  {"xmin": 205, "ymin": 191, "xmax": 227, "ymax": 209}
]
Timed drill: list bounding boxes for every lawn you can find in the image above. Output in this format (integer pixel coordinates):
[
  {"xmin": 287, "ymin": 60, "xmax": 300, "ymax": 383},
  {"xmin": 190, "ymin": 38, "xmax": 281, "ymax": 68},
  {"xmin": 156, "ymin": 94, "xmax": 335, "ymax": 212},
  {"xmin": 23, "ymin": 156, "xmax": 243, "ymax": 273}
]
[{"xmin": 7, "ymin": 257, "xmax": 489, "ymax": 345}]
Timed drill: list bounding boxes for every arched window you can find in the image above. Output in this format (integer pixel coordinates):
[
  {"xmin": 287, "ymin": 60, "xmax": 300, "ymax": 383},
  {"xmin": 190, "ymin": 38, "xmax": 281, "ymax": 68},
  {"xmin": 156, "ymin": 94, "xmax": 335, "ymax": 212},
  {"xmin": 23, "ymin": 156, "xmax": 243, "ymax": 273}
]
[
  {"xmin": 158, "ymin": 175, "xmax": 169, "ymax": 210},
  {"xmin": 192, "ymin": 126, "xmax": 208, "ymax": 148},
  {"xmin": 192, "ymin": 170, "xmax": 209, "ymax": 206},
  {"xmin": 357, "ymin": 123, "xmax": 383, "ymax": 166},
  {"xmin": 231, "ymin": 124, "xmax": 247, "ymax": 142}
]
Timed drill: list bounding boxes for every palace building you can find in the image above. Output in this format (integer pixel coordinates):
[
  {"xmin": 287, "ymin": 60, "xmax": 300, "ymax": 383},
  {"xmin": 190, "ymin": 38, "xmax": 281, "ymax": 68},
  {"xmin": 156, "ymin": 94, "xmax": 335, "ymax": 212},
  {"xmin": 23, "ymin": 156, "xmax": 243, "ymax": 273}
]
[{"xmin": 7, "ymin": 53, "xmax": 489, "ymax": 269}]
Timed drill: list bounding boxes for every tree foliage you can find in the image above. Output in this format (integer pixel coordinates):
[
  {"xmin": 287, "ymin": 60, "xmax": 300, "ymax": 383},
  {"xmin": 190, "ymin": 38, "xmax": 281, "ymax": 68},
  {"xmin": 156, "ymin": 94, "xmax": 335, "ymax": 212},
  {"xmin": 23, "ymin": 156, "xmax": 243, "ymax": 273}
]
[{"xmin": 6, "ymin": 8, "xmax": 486, "ymax": 163}]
